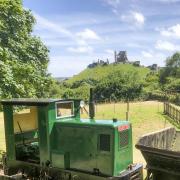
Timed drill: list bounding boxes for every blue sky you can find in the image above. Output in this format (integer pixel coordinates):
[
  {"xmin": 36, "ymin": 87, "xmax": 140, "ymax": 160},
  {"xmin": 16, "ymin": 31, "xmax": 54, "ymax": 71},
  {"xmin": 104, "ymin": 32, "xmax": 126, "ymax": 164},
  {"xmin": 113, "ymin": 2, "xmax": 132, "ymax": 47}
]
[{"xmin": 23, "ymin": 0, "xmax": 180, "ymax": 77}]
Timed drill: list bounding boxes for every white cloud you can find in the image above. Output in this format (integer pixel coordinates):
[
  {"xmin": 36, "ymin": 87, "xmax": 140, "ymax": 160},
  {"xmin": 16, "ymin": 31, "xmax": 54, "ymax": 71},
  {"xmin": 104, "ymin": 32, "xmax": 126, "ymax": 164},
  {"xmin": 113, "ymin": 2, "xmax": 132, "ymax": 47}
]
[
  {"xmin": 34, "ymin": 13, "xmax": 73, "ymax": 38},
  {"xmin": 141, "ymin": 51, "xmax": 153, "ymax": 58},
  {"xmin": 134, "ymin": 12, "xmax": 145, "ymax": 24},
  {"xmin": 155, "ymin": 40, "xmax": 179, "ymax": 51},
  {"xmin": 34, "ymin": 13, "xmax": 102, "ymax": 54},
  {"xmin": 76, "ymin": 28, "xmax": 101, "ymax": 41},
  {"xmin": 103, "ymin": 0, "xmax": 145, "ymax": 27},
  {"xmin": 147, "ymin": 0, "xmax": 180, "ymax": 2},
  {"xmin": 103, "ymin": 49, "xmax": 115, "ymax": 61},
  {"xmin": 105, "ymin": 49, "xmax": 114, "ymax": 55},
  {"xmin": 104, "ymin": 0, "xmax": 121, "ymax": 8},
  {"xmin": 126, "ymin": 43, "xmax": 143, "ymax": 48},
  {"xmin": 76, "ymin": 39, "xmax": 87, "ymax": 46},
  {"xmin": 42, "ymin": 40, "xmax": 75, "ymax": 47},
  {"xmin": 157, "ymin": 0, "xmax": 180, "ymax": 2},
  {"xmin": 130, "ymin": 51, "xmax": 166, "ymax": 67},
  {"xmin": 67, "ymin": 28, "xmax": 101, "ymax": 54},
  {"xmin": 49, "ymin": 56, "xmax": 92, "ymax": 77},
  {"xmin": 121, "ymin": 11, "xmax": 145, "ymax": 26},
  {"xmin": 160, "ymin": 24, "xmax": 180, "ymax": 38},
  {"xmin": 67, "ymin": 46, "xmax": 93, "ymax": 53}
]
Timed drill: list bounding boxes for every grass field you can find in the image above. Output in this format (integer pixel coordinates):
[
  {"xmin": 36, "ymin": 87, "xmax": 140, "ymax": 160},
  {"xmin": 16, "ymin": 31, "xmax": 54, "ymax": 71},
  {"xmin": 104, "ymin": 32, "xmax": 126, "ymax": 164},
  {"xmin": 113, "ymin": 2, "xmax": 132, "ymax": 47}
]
[{"xmin": 0, "ymin": 101, "xmax": 172, "ymax": 170}]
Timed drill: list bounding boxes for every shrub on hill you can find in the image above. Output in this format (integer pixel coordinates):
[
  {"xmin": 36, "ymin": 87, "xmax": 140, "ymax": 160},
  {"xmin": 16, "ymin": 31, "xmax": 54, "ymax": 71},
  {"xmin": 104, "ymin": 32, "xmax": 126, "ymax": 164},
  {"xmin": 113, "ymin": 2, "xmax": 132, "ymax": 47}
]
[{"xmin": 94, "ymin": 71, "xmax": 143, "ymax": 101}]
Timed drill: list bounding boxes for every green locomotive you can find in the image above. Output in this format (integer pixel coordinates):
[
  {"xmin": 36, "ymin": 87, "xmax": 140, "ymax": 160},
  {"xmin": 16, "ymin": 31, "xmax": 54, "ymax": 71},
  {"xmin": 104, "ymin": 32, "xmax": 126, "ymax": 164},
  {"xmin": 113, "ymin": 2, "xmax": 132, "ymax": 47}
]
[{"xmin": 0, "ymin": 96, "xmax": 143, "ymax": 179}]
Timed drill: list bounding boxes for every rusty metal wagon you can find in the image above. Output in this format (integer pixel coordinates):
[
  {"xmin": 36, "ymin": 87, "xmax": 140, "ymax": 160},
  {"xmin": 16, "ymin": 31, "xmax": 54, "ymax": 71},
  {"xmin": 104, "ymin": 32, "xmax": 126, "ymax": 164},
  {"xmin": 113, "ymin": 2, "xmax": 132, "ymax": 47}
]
[{"xmin": 136, "ymin": 127, "xmax": 180, "ymax": 180}]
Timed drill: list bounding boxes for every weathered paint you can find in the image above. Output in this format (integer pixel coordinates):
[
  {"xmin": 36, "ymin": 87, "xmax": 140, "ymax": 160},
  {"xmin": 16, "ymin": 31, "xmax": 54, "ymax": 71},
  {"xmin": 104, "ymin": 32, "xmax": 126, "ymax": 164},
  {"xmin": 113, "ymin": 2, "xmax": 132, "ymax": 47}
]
[{"xmin": 49, "ymin": 119, "xmax": 132, "ymax": 176}]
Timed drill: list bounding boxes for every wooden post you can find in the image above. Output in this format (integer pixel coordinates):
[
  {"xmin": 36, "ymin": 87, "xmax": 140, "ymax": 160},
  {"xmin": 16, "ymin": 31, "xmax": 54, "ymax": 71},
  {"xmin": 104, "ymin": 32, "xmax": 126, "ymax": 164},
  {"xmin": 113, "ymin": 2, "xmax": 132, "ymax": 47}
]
[
  {"xmin": 126, "ymin": 112, "xmax": 129, "ymax": 121},
  {"xmin": 126, "ymin": 99, "xmax": 129, "ymax": 121},
  {"xmin": 170, "ymin": 105, "xmax": 171, "ymax": 117},
  {"xmin": 114, "ymin": 102, "xmax": 116, "ymax": 114},
  {"xmin": 164, "ymin": 102, "xmax": 166, "ymax": 114},
  {"xmin": 95, "ymin": 101, "xmax": 98, "ymax": 113},
  {"xmin": 127, "ymin": 99, "xmax": 130, "ymax": 112}
]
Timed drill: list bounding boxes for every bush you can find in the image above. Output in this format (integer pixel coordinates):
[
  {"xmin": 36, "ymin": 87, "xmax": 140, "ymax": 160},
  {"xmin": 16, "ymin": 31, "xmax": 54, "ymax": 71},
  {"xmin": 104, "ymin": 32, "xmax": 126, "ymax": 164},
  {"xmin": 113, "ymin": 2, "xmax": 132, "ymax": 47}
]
[{"xmin": 94, "ymin": 71, "xmax": 143, "ymax": 101}]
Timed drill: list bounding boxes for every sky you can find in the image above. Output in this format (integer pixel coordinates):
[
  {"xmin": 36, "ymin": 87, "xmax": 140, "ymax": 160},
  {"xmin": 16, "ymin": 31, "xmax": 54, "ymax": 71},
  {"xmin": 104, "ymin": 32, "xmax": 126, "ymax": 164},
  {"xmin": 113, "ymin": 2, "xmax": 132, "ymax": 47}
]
[{"xmin": 23, "ymin": 0, "xmax": 180, "ymax": 77}]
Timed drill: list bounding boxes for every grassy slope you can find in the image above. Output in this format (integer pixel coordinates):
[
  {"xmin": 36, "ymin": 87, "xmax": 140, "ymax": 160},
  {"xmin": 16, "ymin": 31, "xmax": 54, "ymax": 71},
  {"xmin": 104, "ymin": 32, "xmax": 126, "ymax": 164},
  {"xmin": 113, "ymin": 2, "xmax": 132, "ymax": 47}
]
[{"xmin": 67, "ymin": 64, "xmax": 150, "ymax": 84}]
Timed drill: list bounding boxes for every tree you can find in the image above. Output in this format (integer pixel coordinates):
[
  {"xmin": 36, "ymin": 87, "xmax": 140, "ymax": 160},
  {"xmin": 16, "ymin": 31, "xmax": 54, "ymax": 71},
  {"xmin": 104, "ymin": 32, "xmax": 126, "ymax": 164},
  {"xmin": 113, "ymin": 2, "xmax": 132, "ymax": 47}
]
[
  {"xmin": 159, "ymin": 52, "xmax": 180, "ymax": 84},
  {"xmin": 94, "ymin": 71, "xmax": 143, "ymax": 101},
  {"xmin": 0, "ymin": 0, "xmax": 52, "ymax": 99},
  {"xmin": 166, "ymin": 52, "xmax": 180, "ymax": 68}
]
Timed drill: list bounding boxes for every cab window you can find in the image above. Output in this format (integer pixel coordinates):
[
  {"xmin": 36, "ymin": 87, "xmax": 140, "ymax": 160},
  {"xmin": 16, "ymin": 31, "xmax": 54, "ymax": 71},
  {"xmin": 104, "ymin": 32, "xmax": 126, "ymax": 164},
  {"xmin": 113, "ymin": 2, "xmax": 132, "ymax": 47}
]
[{"xmin": 56, "ymin": 101, "xmax": 74, "ymax": 118}]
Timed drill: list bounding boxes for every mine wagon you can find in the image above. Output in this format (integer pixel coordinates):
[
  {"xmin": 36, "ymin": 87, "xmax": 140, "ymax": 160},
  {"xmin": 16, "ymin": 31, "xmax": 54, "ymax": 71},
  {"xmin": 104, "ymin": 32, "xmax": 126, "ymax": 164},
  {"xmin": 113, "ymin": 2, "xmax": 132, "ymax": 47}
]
[
  {"xmin": 0, "ymin": 97, "xmax": 143, "ymax": 179},
  {"xmin": 136, "ymin": 127, "xmax": 180, "ymax": 180}
]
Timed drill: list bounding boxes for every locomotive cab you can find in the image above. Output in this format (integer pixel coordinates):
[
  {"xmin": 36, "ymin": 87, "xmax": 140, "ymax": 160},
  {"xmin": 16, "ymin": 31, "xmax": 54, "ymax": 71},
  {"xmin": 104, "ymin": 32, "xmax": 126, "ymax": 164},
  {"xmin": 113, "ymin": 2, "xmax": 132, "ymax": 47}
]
[
  {"xmin": 1, "ymin": 98, "xmax": 143, "ymax": 179},
  {"xmin": 14, "ymin": 106, "xmax": 39, "ymax": 164},
  {"xmin": 1, "ymin": 99, "xmax": 81, "ymax": 170}
]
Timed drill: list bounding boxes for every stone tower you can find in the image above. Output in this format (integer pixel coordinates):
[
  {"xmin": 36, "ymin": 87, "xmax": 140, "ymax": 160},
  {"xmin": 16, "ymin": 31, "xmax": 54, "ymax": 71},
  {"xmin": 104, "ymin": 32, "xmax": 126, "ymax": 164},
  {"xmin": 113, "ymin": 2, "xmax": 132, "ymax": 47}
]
[{"xmin": 114, "ymin": 51, "xmax": 128, "ymax": 63}]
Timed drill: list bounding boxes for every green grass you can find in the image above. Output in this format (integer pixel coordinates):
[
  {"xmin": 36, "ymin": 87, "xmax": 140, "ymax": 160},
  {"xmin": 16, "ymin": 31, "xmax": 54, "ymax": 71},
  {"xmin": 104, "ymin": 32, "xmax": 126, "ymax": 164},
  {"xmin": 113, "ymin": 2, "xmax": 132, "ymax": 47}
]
[{"xmin": 67, "ymin": 64, "xmax": 150, "ymax": 84}]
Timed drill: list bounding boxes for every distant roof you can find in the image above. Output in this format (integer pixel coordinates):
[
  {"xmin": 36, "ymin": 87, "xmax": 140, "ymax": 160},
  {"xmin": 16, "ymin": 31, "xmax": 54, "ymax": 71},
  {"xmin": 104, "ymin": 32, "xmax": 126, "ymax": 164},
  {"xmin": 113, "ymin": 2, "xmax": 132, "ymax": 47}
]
[{"xmin": 1, "ymin": 98, "xmax": 80, "ymax": 106}]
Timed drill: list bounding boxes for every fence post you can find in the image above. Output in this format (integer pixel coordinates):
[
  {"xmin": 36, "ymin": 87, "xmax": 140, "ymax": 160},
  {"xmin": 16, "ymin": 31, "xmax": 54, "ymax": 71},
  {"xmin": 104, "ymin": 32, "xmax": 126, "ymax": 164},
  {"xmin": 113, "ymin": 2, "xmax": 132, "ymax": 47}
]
[
  {"xmin": 95, "ymin": 101, "xmax": 98, "ymax": 113},
  {"xmin": 126, "ymin": 99, "xmax": 129, "ymax": 121},
  {"xmin": 167, "ymin": 103, "xmax": 170, "ymax": 115},
  {"xmin": 114, "ymin": 102, "xmax": 116, "ymax": 114},
  {"xmin": 170, "ymin": 105, "xmax": 172, "ymax": 117},
  {"xmin": 126, "ymin": 112, "xmax": 129, "ymax": 121},
  {"xmin": 164, "ymin": 102, "xmax": 166, "ymax": 114}
]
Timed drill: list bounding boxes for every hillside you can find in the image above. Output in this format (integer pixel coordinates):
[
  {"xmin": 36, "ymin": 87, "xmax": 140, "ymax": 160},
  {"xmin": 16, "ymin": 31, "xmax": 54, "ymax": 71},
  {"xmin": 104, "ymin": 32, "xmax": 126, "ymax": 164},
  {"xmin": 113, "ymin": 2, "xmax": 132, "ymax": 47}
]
[
  {"xmin": 54, "ymin": 55, "xmax": 180, "ymax": 104},
  {"xmin": 56, "ymin": 64, "xmax": 153, "ymax": 101},
  {"xmin": 67, "ymin": 64, "xmax": 150, "ymax": 85}
]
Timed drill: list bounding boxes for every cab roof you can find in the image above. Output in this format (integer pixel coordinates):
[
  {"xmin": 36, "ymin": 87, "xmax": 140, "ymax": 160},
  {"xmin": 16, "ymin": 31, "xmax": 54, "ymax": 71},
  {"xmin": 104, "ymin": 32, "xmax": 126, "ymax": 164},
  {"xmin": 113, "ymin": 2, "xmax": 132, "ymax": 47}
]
[{"xmin": 1, "ymin": 98, "xmax": 80, "ymax": 106}]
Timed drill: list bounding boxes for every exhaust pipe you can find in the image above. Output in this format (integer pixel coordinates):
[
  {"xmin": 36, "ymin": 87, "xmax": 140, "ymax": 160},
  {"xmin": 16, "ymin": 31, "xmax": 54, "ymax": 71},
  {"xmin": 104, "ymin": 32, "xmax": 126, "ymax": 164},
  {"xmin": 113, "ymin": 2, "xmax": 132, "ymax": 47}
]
[{"xmin": 89, "ymin": 88, "xmax": 95, "ymax": 119}]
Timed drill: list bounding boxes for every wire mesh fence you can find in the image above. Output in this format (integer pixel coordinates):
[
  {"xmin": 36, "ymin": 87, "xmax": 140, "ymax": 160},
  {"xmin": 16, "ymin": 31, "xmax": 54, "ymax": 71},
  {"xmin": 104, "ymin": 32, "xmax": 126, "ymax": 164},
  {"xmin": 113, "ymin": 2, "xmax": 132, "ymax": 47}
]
[{"xmin": 81, "ymin": 100, "xmax": 163, "ymax": 121}]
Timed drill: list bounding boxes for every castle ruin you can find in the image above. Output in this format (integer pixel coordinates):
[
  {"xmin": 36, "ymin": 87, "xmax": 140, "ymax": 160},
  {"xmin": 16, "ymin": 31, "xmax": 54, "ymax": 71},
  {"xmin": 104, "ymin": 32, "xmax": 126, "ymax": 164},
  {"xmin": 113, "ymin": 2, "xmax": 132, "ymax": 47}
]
[{"xmin": 114, "ymin": 51, "xmax": 128, "ymax": 64}]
